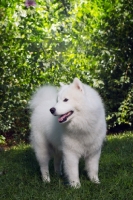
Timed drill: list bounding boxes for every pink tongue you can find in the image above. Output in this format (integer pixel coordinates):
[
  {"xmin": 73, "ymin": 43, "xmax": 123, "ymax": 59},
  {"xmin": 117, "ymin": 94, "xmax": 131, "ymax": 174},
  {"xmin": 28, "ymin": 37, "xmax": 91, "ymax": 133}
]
[{"xmin": 58, "ymin": 113, "xmax": 68, "ymax": 122}]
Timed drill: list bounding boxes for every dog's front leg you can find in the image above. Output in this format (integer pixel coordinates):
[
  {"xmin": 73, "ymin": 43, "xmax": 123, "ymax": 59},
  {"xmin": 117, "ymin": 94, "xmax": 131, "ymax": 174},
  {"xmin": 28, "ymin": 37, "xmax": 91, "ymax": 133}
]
[{"xmin": 63, "ymin": 149, "xmax": 80, "ymax": 188}]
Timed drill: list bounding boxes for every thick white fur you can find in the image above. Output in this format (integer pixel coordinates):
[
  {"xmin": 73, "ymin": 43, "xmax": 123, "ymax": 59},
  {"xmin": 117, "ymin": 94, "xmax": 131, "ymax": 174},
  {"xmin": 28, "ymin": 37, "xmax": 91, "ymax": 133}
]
[{"xmin": 30, "ymin": 78, "xmax": 106, "ymax": 188}]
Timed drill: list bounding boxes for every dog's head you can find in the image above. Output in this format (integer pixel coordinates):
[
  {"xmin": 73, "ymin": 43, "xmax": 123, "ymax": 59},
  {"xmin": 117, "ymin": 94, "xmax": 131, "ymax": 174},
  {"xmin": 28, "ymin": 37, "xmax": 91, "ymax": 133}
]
[{"xmin": 50, "ymin": 78, "xmax": 85, "ymax": 123}]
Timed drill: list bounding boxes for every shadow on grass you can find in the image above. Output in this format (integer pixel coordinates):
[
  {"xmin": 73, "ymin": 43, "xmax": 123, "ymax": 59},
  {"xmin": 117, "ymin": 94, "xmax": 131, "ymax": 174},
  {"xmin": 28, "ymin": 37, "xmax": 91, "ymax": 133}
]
[
  {"xmin": 100, "ymin": 133, "xmax": 133, "ymax": 182},
  {"xmin": 0, "ymin": 132, "xmax": 133, "ymax": 200},
  {"xmin": 1, "ymin": 133, "xmax": 133, "ymax": 182},
  {"xmin": 0, "ymin": 146, "xmax": 40, "ymax": 180}
]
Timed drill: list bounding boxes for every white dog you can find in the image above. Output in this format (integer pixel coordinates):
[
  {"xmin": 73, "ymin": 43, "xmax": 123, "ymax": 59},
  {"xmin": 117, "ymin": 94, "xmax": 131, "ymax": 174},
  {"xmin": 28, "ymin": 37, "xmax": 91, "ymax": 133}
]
[{"xmin": 30, "ymin": 78, "xmax": 106, "ymax": 188}]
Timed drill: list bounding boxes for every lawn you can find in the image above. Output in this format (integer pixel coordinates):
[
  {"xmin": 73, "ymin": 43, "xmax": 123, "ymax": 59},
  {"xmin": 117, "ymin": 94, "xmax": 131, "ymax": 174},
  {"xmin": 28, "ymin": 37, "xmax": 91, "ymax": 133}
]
[{"xmin": 0, "ymin": 132, "xmax": 133, "ymax": 200}]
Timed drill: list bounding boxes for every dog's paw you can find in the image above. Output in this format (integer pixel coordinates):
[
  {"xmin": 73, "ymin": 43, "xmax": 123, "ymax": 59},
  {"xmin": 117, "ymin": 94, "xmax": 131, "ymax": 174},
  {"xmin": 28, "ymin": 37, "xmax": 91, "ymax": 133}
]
[
  {"xmin": 90, "ymin": 176, "xmax": 100, "ymax": 184},
  {"xmin": 92, "ymin": 179, "xmax": 100, "ymax": 184},
  {"xmin": 70, "ymin": 181, "xmax": 81, "ymax": 189},
  {"xmin": 42, "ymin": 174, "xmax": 50, "ymax": 183}
]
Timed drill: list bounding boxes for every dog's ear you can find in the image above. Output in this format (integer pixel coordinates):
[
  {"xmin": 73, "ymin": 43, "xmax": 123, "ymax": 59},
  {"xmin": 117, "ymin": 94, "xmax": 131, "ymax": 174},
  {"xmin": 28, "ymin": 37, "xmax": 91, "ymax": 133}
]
[{"xmin": 73, "ymin": 78, "xmax": 84, "ymax": 93}]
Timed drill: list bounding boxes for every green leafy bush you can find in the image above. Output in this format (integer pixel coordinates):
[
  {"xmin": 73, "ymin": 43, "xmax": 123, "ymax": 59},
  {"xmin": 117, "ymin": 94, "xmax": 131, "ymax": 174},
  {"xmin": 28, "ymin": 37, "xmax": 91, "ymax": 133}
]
[
  {"xmin": 93, "ymin": 0, "xmax": 133, "ymax": 128},
  {"xmin": 0, "ymin": 0, "xmax": 132, "ymax": 143}
]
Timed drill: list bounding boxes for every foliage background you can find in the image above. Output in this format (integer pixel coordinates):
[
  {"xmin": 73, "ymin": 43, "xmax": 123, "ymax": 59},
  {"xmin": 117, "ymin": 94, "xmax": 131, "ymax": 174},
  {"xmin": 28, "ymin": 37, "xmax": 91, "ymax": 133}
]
[{"xmin": 0, "ymin": 0, "xmax": 133, "ymax": 143}]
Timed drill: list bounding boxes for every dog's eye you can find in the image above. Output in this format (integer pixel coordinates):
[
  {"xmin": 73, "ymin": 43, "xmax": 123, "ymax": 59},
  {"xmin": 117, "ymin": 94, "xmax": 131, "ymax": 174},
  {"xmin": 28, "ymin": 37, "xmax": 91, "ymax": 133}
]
[{"xmin": 63, "ymin": 98, "xmax": 68, "ymax": 102}]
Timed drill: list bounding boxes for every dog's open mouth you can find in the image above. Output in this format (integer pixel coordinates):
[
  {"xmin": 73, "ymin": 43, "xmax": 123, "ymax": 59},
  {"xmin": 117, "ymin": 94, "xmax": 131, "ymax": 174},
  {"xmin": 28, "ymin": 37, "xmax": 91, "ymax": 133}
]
[{"xmin": 58, "ymin": 111, "xmax": 74, "ymax": 123}]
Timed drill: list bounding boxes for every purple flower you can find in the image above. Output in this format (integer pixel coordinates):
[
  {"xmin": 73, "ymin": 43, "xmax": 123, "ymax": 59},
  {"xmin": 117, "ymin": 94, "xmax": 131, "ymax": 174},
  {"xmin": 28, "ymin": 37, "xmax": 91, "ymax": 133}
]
[{"xmin": 25, "ymin": 0, "xmax": 36, "ymax": 7}]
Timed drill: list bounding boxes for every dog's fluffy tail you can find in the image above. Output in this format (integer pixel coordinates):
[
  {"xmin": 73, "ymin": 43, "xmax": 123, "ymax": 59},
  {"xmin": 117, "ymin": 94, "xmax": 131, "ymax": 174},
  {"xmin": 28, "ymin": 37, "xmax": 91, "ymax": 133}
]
[{"xmin": 29, "ymin": 85, "xmax": 57, "ymax": 110}]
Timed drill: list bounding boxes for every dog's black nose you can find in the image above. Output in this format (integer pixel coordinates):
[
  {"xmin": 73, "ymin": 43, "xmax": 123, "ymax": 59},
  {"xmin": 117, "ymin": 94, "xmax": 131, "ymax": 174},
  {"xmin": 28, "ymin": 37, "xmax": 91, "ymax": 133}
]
[{"xmin": 50, "ymin": 107, "xmax": 56, "ymax": 114}]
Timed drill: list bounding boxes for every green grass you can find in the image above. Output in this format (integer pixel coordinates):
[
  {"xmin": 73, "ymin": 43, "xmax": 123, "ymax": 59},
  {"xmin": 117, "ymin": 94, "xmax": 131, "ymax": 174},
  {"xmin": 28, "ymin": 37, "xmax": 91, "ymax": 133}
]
[{"xmin": 0, "ymin": 132, "xmax": 133, "ymax": 200}]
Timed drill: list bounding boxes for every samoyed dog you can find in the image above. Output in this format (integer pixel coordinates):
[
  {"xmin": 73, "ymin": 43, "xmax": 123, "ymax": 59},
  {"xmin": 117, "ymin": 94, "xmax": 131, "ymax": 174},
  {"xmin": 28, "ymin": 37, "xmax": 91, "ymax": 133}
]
[{"xmin": 30, "ymin": 78, "xmax": 106, "ymax": 188}]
